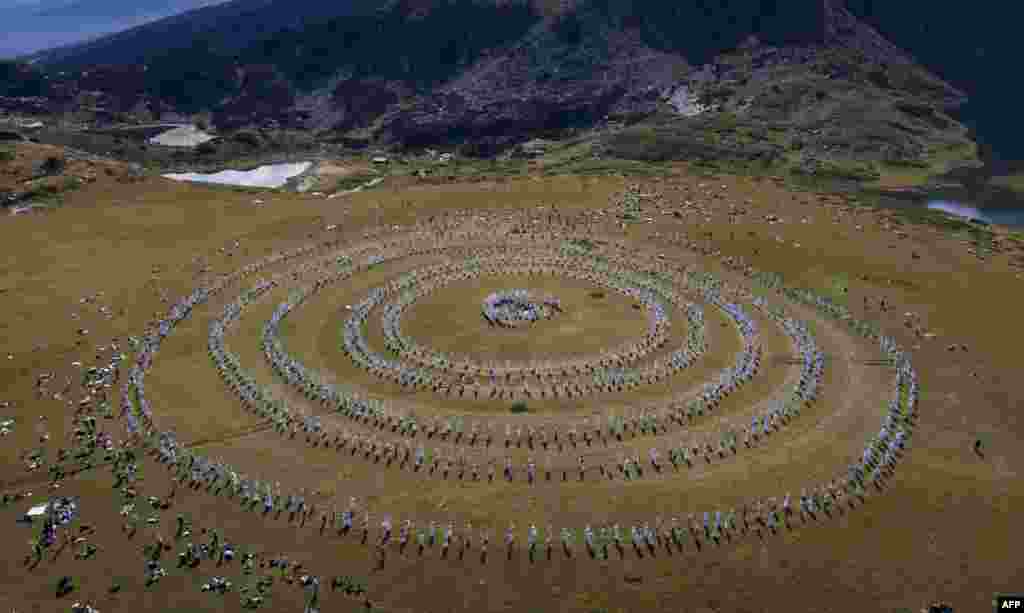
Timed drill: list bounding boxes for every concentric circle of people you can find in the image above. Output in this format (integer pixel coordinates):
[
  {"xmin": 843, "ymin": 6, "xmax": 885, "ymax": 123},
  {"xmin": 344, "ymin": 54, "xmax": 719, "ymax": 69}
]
[
  {"xmin": 116, "ymin": 215, "xmax": 915, "ymax": 564},
  {"xmin": 209, "ymin": 237, "xmax": 823, "ymax": 462},
  {"xmin": 250, "ymin": 242, "xmax": 801, "ymax": 455},
  {"xmin": 353, "ymin": 250, "xmax": 678, "ymax": 384},
  {"xmin": 219, "ymin": 252, "xmax": 822, "ymax": 482}
]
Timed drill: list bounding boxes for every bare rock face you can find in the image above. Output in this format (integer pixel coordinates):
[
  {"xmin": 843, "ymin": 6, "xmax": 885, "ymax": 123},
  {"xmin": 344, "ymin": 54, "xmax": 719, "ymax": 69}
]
[
  {"xmin": 214, "ymin": 64, "xmax": 297, "ymax": 130},
  {"xmin": 365, "ymin": 0, "xmax": 943, "ymax": 152},
  {"xmin": 330, "ymin": 79, "xmax": 414, "ymax": 131},
  {"xmin": 374, "ymin": 21, "xmax": 690, "ymax": 150}
]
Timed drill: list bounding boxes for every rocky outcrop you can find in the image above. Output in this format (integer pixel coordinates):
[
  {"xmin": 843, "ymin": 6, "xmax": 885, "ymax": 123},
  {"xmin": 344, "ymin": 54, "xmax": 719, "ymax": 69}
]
[
  {"xmin": 366, "ymin": 0, "xmax": 958, "ymax": 152},
  {"xmin": 374, "ymin": 19, "xmax": 690, "ymax": 149},
  {"xmin": 330, "ymin": 79, "xmax": 414, "ymax": 131},
  {"xmin": 213, "ymin": 64, "xmax": 297, "ymax": 130}
]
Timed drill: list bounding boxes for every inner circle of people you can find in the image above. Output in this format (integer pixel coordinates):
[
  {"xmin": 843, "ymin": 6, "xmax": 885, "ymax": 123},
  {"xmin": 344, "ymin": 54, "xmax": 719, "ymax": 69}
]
[
  {"xmin": 106, "ymin": 206, "xmax": 914, "ymax": 568},
  {"xmin": 481, "ymin": 289, "xmax": 562, "ymax": 327},
  {"xmin": 351, "ymin": 251, "xmax": 678, "ymax": 388}
]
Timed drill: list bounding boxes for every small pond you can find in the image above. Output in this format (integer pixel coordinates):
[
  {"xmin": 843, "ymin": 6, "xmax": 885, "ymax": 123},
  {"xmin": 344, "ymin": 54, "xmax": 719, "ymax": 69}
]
[
  {"xmin": 872, "ymin": 184, "xmax": 1024, "ymax": 228},
  {"xmin": 925, "ymin": 199, "xmax": 1024, "ymax": 227}
]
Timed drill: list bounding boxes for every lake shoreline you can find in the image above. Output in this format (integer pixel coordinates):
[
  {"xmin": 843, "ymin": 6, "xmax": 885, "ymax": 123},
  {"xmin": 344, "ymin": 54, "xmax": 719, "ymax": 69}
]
[{"xmin": 862, "ymin": 183, "xmax": 1024, "ymax": 229}]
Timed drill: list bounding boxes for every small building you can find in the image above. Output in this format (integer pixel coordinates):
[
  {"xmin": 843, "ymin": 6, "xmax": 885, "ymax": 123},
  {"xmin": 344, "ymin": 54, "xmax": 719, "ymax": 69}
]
[{"xmin": 371, "ymin": 156, "xmax": 390, "ymax": 164}]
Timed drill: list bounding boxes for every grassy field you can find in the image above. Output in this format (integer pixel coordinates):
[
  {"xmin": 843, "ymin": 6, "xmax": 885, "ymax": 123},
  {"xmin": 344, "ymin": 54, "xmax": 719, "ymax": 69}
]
[
  {"xmin": 0, "ymin": 162, "xmax": 1021, "ymax": 613},
  {"xmin": 868, "ymin": 141, "xmax": 982, "ymax": 190}
]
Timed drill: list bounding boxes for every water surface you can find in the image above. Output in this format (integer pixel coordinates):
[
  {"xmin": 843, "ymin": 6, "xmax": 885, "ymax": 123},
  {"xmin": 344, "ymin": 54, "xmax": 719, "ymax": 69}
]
[
  {"xmin": 872, "ymin": 184, "xmax": 1024, "ymax": 229},
  {"xmin": 926, "ymin": 199, "xmax": 1024, "ymax": 227}
]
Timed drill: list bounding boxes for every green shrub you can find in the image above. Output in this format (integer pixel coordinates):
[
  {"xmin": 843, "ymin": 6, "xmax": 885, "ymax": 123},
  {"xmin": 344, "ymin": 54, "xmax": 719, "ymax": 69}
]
[
  {"xmin": 569, "ymin": 238, "xmax": 595, "ymax": 251},
  {"xmin": 509, "ymin": 401, "xmax": 529, "ymax": 414},
  {"xmin": 791, "ymin": 158, "xmax": 880, "ymax": 182},
  {"xmin": 31, "ymin": 184, "xmax": 60, "ymax": 197}
]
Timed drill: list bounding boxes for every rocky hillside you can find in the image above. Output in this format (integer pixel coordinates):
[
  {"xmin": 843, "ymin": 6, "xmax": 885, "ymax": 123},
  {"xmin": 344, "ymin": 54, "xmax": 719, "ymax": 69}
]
[
  {"xmin": 842, "ymin": 1, "xmax": 1022, "ymax": 163},
  {"xmin": 370, "ymin": 0, "xmax": 962, "ymax": 153},
  {"xmin": 9, "ymin": 0, "xmax": 978, "ymax": 176}
]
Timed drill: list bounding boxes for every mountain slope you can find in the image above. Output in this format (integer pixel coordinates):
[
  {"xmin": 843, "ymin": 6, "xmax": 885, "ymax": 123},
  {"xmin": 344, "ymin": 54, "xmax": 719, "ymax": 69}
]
[
  {"xmin": 29, "ymin": 0, "xmax": 383, "ymax": 67},
  {"xmin": 367, "ymin": 0, "xmax": 962, "ymax": 153},
  {"xmin": 842, "ymin": 1, "xmax": 1023, "ymax": 162},
  {"xmin": 0, "ymin": 0, "xmax": 229, "ymax": 58},
  {"xmin": 29, "ymin": 0, "xmax": 223, "ymax": 19},
  {"xmin": 16, "ymin": 0, "xmax": 979, "ymax": 177}
]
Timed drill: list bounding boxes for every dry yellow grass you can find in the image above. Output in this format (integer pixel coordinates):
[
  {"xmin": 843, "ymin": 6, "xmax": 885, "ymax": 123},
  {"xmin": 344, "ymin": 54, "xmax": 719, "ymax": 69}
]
[{"xmin": 0, "ymin": 162, "xmax": 1020, "ymax": 613}]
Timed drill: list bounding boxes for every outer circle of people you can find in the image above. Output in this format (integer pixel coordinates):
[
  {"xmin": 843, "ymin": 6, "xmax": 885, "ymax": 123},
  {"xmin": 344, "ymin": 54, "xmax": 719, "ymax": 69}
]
[{"xmin": 118, "ymin": 219, "xmax": 916, "ymax": 566}]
